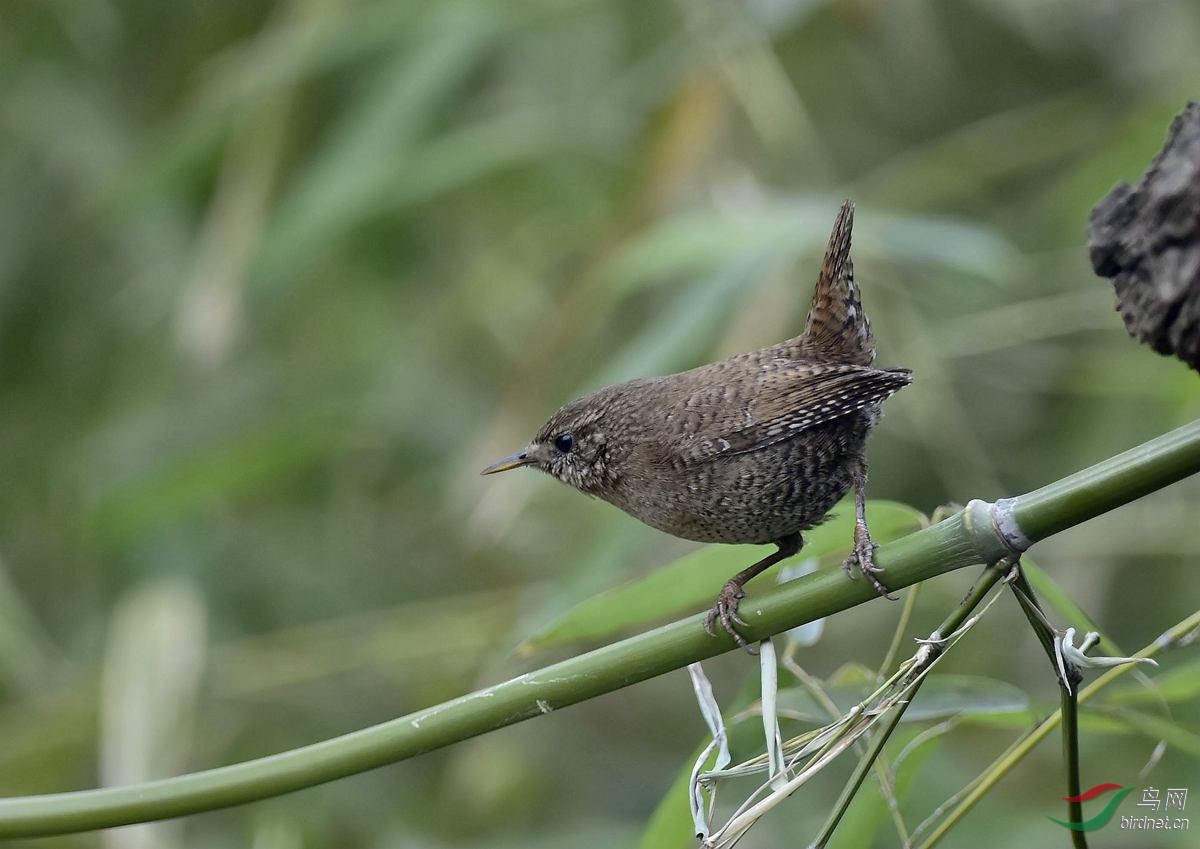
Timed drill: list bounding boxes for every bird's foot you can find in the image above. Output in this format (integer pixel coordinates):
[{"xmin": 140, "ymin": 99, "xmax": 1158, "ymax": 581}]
[
  {"xmin": 703, "ymin": 581, "xmax": 755, "ymax": 652},
  {"xmin": 842, "ymin": 530, "xmax": 895, "ymax": 600}
]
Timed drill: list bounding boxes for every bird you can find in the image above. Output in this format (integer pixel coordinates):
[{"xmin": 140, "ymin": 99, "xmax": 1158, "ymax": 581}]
[{"xmin": 482, "ymin": 200, "xmax": 911, "ymax": 648}]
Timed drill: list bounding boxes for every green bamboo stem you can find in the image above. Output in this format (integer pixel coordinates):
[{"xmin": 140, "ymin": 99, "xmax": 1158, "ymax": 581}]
[
  {"xmin": 1013, "ymin": 419, "xmax": 1200, "ymax": 540},
  {"xmin": 0, "ymin": 419, "xmax": 1197, "ymax": 838},
  {"xmin": 1061, "ymin": 683, "xmax": 1086, "ymax": 849},
  {"xmin": 1008, "ymin": 566, "xmax": 1086, "ymax": 848}
]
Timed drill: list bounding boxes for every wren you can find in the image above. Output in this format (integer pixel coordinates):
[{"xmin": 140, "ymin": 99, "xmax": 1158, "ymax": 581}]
[{"xmin": 483, "ymin": 201, "xmax": 911, "ymax": 647}]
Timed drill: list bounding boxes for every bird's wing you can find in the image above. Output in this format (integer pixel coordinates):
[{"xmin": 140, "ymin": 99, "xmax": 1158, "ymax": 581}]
[{"xmin": 677, "ymin": 362, "xmax": 911, "ymax": 462}]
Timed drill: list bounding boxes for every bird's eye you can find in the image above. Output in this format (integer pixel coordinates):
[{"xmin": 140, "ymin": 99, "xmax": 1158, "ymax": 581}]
[{"xmin": 553, "ymin": 432, "xmax": 575, "ymax": 453}]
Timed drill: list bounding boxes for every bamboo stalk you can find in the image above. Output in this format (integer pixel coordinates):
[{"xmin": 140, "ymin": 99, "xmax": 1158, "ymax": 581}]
[{"xmin": 0, "ymin": 419, "xmax": 1196, "ymax": 838}]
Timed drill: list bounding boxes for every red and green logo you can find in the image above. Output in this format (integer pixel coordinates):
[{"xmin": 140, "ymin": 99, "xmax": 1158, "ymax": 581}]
[{"xmin": 1048, "ymin": 783, "xmax": 1133, "ymax": 831}]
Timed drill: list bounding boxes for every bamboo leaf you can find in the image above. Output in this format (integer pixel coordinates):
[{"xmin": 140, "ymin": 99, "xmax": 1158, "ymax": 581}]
[
  {"xmin": 1107, "ymin": 657, "xmax": 1200, "ymax": 705},
  {"xmin": 521, "ymin": 501, "xmax": 925, "ymax": 653},
  {"xmin": 768, "ymin": 674, "xmax": 1029, "ymax": 724},
  {"xmin": 638, "ymin": 674, "xmax": 766, "ymax": 849},
  {"xmin": 1095, "ymin": 705, "xmax": 1200, "ymax": 757}
]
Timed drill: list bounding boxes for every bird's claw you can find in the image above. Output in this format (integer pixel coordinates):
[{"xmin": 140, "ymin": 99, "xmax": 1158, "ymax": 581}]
[
  {"xmin": 703, "ymin": 582, "xmax": 756, "ymax": 652},
  {"xmin": 842, "ymin": 534, "xmax": 895, "ymax": 600}
]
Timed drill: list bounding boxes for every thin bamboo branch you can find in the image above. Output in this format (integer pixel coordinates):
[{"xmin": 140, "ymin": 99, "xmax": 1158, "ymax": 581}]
[
  {"xmin": 0, "ymin": 420, "xmax": 1196, "ymax": 838},
  {"xmin": 1008, "ymin": 566, "xmax": 1087, "ymax": 848},
  {"xmin": 915, "ymin": 607, "xmax": 1200, "ymax": 849},
  {"xmin": 812, "ymin": 562, "xmax": 1009, "ymax": 848}
]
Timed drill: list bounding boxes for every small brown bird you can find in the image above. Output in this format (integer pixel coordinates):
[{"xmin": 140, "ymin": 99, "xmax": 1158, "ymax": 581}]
[{"xmin": 483, "ymin": 201, "xmax": 911, "ymax": 647}]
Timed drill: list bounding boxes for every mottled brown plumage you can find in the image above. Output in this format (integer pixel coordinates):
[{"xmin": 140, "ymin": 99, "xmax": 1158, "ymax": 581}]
[{"xmin": 483, "ymin": 201, "xmax": 911, "ymax": 647}]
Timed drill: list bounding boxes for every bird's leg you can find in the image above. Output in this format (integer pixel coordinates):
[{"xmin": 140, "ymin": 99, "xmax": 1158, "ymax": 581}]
[
  {"xmin": 704, "ymin": 533, "xmax": 802, "ymax": 650},
  {"xmin": 841, "ymin": 458, "xmax": 895, "ymax": 599}
]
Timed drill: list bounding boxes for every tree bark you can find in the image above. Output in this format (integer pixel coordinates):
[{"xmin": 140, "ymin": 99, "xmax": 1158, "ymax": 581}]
[{"xmin": 1088, "ymin": 101, "xmax": 1200, "ymax": 372}]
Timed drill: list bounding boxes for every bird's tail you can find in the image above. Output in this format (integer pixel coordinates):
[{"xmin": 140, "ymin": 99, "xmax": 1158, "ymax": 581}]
[{"xmin": 796, "ymin": 200, "xmax": 876, "ymax": 365}]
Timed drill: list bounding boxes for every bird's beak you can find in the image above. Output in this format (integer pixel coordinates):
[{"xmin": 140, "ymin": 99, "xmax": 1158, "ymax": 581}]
[{"xmin": 480, "ymin": 450, "xmax": 536, "ymax": 475}]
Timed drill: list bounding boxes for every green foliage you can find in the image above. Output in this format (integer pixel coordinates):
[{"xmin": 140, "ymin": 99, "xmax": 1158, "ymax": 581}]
[
  {"xmin": 769, "ymin": 673, "xmax": 1029, "ymax": 724},
  {"xmin": 521, "ymin": 500, "xmax": 923, "ymax": 652}
]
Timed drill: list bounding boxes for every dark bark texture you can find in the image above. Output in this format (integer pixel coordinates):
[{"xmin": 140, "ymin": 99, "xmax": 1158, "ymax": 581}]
[{"xmin": 1088, "ymin": 101, "xmax": 1200, "ymax": 372}]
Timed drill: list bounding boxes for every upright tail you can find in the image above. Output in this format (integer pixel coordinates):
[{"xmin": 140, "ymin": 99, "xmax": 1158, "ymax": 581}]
[{"xmin": 796, "ymin": 200, "xmax": 876, "ymax": 365}]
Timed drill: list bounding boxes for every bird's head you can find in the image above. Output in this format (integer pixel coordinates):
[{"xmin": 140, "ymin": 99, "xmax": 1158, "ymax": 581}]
[{"xmin": 480, "ymin": 395, "xmax": 616, "ymax": 493}]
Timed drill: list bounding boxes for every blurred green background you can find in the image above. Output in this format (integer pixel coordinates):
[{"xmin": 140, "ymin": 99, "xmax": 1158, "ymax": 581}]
[{"xmin": 2, "ymin": 0, "xmax": 1199, "ymax": 846}]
